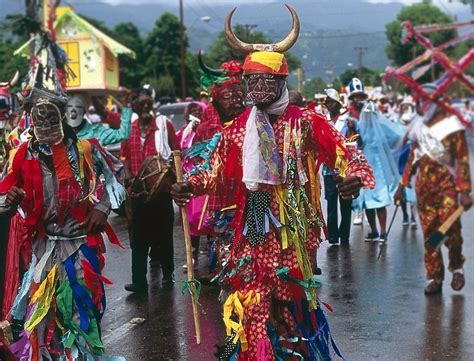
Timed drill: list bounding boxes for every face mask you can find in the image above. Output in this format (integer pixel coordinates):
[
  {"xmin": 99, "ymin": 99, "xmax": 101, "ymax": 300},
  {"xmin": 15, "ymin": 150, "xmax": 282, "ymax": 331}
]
[
  {"xmin": 215, "ymin": 84, "xmax": 245, "ymax": 120},
  {"xmin": 0, "ymin": 120, "xmax": 6, "ymax": 129},
  {"xmin": 400, "ymin": 108, "xmax": 416, "ymax": 125},
  {"xmin": 66, "ymin": 95, "xmax": 86, "ymax": 128},
  {"xmin": 245, "ymin": 73, "xmax": 286, "ymax": 108},
  {"xmin": 31, "ymin": 100, "xmax": 64, "ymax": 145}
]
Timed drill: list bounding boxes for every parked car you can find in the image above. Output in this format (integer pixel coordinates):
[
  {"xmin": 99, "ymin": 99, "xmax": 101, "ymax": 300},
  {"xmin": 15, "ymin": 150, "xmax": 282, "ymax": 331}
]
[{"xmin": 157, "ymin": 101, "xmax": 191, "ymax": 131}]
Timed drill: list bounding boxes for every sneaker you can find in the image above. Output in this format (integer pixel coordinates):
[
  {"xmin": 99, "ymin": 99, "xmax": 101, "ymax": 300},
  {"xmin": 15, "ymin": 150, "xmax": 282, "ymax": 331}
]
[
  {"xmin": 402, "ymin": 216, "xmax": 409, "ymax": 226},
  {"xmin": 353, "ymin": 212, "xmax": 363, "ymax": 225},
  {"xmin": 410, "ymin": 220, "xmax": 418, "ymax": 228},
  {"xmin": 124, "ymin": 283, "xmax": 148, "ymax": 294},
  {"xmin": 379, "ymin": 233, "xmax": 387, "ymax": 242},
  {"xmin": 364, "ymin": 231, "xmax": 380, "ymax": 242}
]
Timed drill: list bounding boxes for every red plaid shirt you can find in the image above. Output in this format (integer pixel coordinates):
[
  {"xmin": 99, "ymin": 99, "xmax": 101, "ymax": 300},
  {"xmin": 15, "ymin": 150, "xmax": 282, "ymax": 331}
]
[{"xmin": 120, "ymin": 116, "xmax": 178, "ymax": 176}]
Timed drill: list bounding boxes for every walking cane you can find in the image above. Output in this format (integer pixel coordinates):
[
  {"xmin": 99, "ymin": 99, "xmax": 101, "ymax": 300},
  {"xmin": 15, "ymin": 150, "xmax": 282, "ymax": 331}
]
[
  {"xmin": 377, "ymin": 205, "xmax": 400, "ymax": 261},
  {"xmin": 172, "ymin": 150, "xmax": 202, "ymax": 344}
]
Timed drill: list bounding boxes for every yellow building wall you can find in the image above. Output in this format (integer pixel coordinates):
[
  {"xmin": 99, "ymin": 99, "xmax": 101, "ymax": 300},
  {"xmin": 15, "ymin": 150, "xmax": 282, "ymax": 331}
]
[
  {"xmin": 104, "ymin": 46, "xmax": 120, "ymax": 90},
  {"xmin": 58, "ymin": 38, "xmax": 105, "ymax": 90},
  {"xmin": 56, "ymin": 16, "xmax": 121, "ymax": 91}
]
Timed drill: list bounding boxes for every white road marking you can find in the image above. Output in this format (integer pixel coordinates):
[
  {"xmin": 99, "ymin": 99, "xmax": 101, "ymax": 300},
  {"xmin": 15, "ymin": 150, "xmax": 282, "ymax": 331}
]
[{"xmin": 102, "ymin": 317, "xmax": 146, "ymax": 344}]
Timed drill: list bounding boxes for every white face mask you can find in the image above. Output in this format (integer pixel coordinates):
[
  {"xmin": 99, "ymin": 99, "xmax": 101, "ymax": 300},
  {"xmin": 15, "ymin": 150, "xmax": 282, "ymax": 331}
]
[
  {"xmin": 0, "ymin": 120, "xmax": 6, "ymax": 129},
  {"xmin": 66, "ymin": 95, "xmax": 86, "ymax": 128},
  {"xmin": 400, "ymin": 107, "xmax": 416, "ymax": 125}
]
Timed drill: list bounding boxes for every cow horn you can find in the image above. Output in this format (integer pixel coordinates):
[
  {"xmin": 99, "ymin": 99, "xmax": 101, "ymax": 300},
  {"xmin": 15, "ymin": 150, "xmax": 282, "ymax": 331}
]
[
  {"xmin": 198, "ymin": 50, "xmax": 226, "ymax": 76},
  {"xmin": 9, "ymin": 70, "xmax": 19, "ymax": 87},
  {"xmin": 225, "ymin": 4, "xmax": 300, "ymax": 53}
]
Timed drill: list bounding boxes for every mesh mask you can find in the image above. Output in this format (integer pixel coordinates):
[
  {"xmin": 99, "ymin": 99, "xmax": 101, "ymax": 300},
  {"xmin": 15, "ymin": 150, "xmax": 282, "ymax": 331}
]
[{"xmin": 31, "ymin": 99, "xmax": 65, "ymax": 145}]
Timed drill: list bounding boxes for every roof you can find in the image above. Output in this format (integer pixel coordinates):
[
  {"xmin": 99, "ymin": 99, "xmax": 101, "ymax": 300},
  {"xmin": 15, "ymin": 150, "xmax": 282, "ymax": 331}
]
[{"xmin": 54, "ymin": 6, "xmax": 135, "ymax": 59}]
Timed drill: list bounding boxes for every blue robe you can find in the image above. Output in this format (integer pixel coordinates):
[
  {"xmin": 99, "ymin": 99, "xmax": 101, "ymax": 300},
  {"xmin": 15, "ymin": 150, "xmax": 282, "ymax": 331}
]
[{"xmin": 354, "ymin": 102, "xmax": 404, "ymax": 210}]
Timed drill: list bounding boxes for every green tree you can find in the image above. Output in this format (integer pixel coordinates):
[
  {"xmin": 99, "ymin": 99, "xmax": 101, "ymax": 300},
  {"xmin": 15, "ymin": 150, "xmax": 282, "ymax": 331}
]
[
  {"xmin": 339, "ymin": 67, "xmax": 382, "ymax": 88},
  {"xmin": 143, "ymin": 12, "xmax": 198, "ymax": 98},
  {"xmin": 113, "ymin": 22, "xmax": 144, "ymax": 89},
  {"xmin": 0, "ymin": 14, "xmax": 30, "ymax": 88},
  {"xmin": 385, "ymin": 3, "xmax": 455, "ymax": 67},
  {"xmin": 0, "ymin": 38, "xmax": 28, "ymax": 85},
  {"xmin": 205, "ymin": 25, "xmax": 301, "ymax": 72},
  {"xmin": 303, "ymin": 77, "xmax": 326, "ymax": 99}
]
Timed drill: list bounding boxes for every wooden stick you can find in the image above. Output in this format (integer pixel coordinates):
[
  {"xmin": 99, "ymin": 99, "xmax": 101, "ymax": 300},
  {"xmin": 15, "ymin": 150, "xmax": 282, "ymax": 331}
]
[
  {"xmin": 172, "ymin": 150, "xmax": 201, "ymax": 344},
  {"xmin": 439, "ymin": 193, "xmax": 474, "ymax": 233},
  {"xmin": 197, "ymin": 195, "xmax": 209, "ymax": 231},
  {"xmin": 427, "ymin": 193, "xmax": 474, "ymax": 248}
]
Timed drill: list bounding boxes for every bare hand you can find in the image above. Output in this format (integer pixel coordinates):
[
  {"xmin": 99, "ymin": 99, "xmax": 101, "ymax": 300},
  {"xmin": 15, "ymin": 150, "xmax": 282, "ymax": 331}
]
[
  {"xmin": 119, "ymin": 87, "xmax": 131, "ymax": 105},
  {"xmin": 82, "ymin": 208, "xmax": 108, "ymax": 234},
  {"xmin": 460, "ymin": 192, "xmax": 472, "ymax": 211},
  {"xmin": 394, "ymin": 184, "xmax": 405, "ymax": 206},
  {"xmin": 5, "ymin": 186, "xmax": 25, "ymax": 208},
  {"xmin": 170, "ymin": 181, "xmax": 193, "ymax": 207},
  {"xmin": 336, "ymin": 176, "xmax": 362, "ymax": 200}
]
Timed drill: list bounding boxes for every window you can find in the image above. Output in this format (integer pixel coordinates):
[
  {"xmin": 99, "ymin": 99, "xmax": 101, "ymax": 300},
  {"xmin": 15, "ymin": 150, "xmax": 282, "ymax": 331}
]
[{"xmin": 60, "ymin": 42, "xmax": 80, "ymax": 87}]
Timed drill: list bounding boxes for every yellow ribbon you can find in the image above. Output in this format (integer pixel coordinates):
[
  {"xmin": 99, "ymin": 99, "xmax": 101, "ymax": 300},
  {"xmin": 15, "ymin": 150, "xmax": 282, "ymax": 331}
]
[
  {"xmin": 25, "ymin": 264, "xmax": 58, "ymax": 332},
  {"xmin": 223, "ymin": 290, "xmax": 261, "ymax": 352},
  {"xmin": 334, "ymin": 145, "xmax": 349, "ymax": 177}
]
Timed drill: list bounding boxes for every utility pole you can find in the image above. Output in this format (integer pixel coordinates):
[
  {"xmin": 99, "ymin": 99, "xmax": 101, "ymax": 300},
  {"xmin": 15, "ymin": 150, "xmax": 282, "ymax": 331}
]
[
  {"xmin": 179, "ymin": 0, "xmax": 187, "ymax": 99},
  {"xmin": 354, "ymin": 47, "xmax": 368, "ymax": 78},
  {"xmin": 297, "ymin": 67, "xmax": 303, "ymax": 93},
  {"xmin": 325, "ymin": 63, "xmax": 334, "ymax": 87},
  {"xmin": 242, "ymin": 24, "xmax": 257, "ymax": 41}
]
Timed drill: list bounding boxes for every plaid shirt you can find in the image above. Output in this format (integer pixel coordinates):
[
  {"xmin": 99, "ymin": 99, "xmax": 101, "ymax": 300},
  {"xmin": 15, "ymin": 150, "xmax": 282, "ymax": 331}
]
[
  {"xmin": 193, "ymin": 103, "xmax": 240, "ymax": 211},
  {"xmin": 120, "ymin": 116, "xmax": 178, "ymax": 177}
]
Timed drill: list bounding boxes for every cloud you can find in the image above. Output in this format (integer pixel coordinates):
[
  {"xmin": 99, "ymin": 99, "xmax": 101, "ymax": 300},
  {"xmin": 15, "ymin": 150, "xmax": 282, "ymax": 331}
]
[
  {"xmin": 366, "ymin": 0, "xmax": 470, "ymax": 10},
  {"xmin": 100, "ymin": 0, "xmax": 275, "ymax": 4}
]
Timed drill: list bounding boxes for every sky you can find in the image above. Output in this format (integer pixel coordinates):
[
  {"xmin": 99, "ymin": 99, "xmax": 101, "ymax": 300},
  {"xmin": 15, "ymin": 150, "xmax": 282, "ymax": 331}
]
[{"xmin": 97, "ymin": 0, "xmax": 472, "ymax": 16}]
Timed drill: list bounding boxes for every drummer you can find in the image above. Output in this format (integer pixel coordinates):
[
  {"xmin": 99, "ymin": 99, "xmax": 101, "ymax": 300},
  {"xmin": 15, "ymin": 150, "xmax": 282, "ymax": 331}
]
[{"xmin": 121, "ymin": 87, "xmax": 179, "ymax": 293}]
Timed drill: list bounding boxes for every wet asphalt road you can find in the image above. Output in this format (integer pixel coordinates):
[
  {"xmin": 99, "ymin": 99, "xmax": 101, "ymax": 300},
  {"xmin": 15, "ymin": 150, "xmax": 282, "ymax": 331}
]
[{"xmin": 100, "ymin": 149, "xmax": 474, "ymax": 361}]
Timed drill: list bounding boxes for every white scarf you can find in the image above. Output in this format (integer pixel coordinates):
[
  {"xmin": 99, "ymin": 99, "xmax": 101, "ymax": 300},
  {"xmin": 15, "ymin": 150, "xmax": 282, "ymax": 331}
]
[
  {"xmin": 242, "ymin": 88, "xmax": 289, "ymax": 190},
  {"xmin": 132, "ymin": 112, "xmax": 172, "ymax": 160}
]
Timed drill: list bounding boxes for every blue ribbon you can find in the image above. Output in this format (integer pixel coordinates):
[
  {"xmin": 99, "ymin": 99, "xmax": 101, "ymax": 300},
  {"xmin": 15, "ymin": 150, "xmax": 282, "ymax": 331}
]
[
  {"xmin": 64, "ymin": 252, "xmax": 95, "ymax": 332},
  {"xmin": 80, "ymin": 244, "xmax": 106, "ymax": 321}
]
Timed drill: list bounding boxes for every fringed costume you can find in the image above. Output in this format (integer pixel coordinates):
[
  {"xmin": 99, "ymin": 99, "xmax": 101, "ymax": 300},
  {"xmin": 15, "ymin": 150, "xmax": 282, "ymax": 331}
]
[
  {"xmin": 189, "ymin": 104, "xmax": 374, "ymax": 359},
  {"xmin": 0, "ymin": 135, "xmax": 126, "ymax": 358}
]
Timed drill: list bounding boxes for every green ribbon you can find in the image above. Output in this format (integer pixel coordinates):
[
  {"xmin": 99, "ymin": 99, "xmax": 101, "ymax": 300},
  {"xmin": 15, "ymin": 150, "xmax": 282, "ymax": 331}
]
[
  {"xmin": 276, "ymin": 267, "xmax": 326, "ymax": 301},
  {"xmin": 181, "ymin": 279, "xmax": 203, "ymax": 308},
  {"xmin": 56, "ymin": 280, "xmax": 104, "ymax": 355}
]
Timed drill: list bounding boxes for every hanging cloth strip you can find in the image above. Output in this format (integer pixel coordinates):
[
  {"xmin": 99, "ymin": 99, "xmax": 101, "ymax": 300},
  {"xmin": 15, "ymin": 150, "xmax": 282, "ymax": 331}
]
[
  {"xmin": 24, "ymin": 264, "xmax": 58, "ymax": 332},
  {"xmin": 223, "ymin": 290, "xmax": 261, "ymax": 352},
  {"xmin": 63, "ymin": 253, "xmax": 97, "ymax": 333},
  {"xmin": 275, "ymin": 267, "xmax": 325, "ymax": 303},
  {"xmin": 242, "ymin": 191, "xmax": 282, "ymax": 246},
  {"xmin": 216, "ymin": 330, "xmax": 240, "ymax": 361}
]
